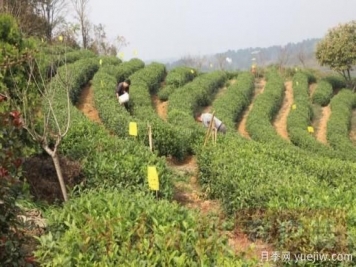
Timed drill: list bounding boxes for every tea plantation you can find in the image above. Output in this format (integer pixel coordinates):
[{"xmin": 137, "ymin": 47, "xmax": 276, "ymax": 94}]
[{"xmin": 2, "ymin": 16, "xmax": 356, "ymax": 267}]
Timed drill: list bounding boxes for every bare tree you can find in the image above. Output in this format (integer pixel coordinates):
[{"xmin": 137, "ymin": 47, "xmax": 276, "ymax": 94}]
[
  {"xmin": 38, "ymin": 0, "xmax": 67, "ymax": 41},
  {"xmin": 10, "ymin": 52, "xmax": 72, "ymax": 201},
  {"xmin": 55, "ymin": 21, "xmax": 80, "ymax": 48},
  {"xmin": 215, "ymin": 53, "xmax": 227, "ymax": 71},
  {"xmin": 71, "ymin": 0, "xmax": 91, "ymax": 48},
  {"xmin": 114, "ymin": 35, "xmax": 129, "ymax": 53},
  {"xmin": 297, "ymin": 43, "xmax": 307, "ymax": 68},
  {"xmin": 1, "ymin": 0, "xmax": 48, "ymax": 37},
  {"xmin": 277, "ymin": 45, "xmax": 291, "ymax": 72}
]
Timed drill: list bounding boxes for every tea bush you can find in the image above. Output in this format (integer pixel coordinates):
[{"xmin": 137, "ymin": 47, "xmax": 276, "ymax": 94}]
[
  {"xmin": 45, "ymin": 58, "xmax": 174, "ymax": 198},
  {"xmin": 287, "ymin": 73, "xmax": 354, "ymax": 161},
  {"xmin": 312, "ymin": 80, "xmax": 334, "ymax": 106},
  {"xmin": 327, "ymin": 89, "xmax": 356, "ymax": 157},
  {"xmin": 245, "ymin": 69, "xmax": 287, "ymax": 144},
  {"xmin": 212, "ymin": 72, "xmax": 254, "ymax": 130},
  {"xmin": 167, "ymin": 71, "xmax": 227, "ymax": 138},
  {"xmin": 35, "ymin": 188, "xmax": 251, "ymax": 266},
  {"xmin": 198, "ymin": 135, "xmax": 356, "ymax": 266},
  {"xmin": 115, "ymin": 58, "xmax": 145, "ymax": 82},
  {"xmin": 158, "ymin": 66, "xmax": 197, "ymax": 100}
]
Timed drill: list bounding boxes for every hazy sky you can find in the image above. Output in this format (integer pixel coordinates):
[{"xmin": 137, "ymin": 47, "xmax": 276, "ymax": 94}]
[{"xmin": 84, "ymin": 0, "xmax": 356, "ymax": 61}]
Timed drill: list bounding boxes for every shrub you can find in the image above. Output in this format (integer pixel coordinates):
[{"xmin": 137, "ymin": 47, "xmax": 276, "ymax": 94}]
[
  {"xmin": 327, "ymin": 89, "xmax": 356, "ymax": 157},
  {"xmin": 246, "ymin": 69, "xmax": 287, "ymax": 143},
  {"xmin": 312, "ymin": 80, "xmax": 333, "ymax": 106},
  {"xmin": 35, "ymin": 188, "xmax": 248, "ymax": 266},
  {"xmin": 212, "ymin": 72, "xmax": 254, "ymax": 130}
]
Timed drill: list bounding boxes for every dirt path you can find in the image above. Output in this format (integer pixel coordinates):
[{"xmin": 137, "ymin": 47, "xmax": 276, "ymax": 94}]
[
  {"xmin": 237, "ymin": 79, "xmax": 266, "ymax": 139},
  {"xmin": 76, "ymin": 83, "xmax": 102, "ymax": 124},
  {"xmin": 152, "ymin": 95, "xmax": 168, "ymax": 121},
  {"xmin": 309, "ymin": 83, "xmax": 317, "ymax": 98},
  {"xmin": 272, "ymin": 81, "xmax": 293, "ymax": 141},
  {"xmin": 315, "ymin": 105, "xmax": 331, "ymax": 145},
  {"xmin": 168, "ymin": 156, "xmax": 272, "ymax": 261}
]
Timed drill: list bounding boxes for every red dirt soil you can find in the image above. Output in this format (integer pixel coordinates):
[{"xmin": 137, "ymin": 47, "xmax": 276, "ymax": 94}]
[
  {"xmin": 152, "ymin": 95, "xmax": 168, "ymax": 121},
  {"xmin": 309, "ymin": 83, "xmax": 317, "ymax": 98},
  {"xmin": 315, "ymin": 105, "xmax": 331, "ymax": 145},
  {"xmin": 168, "ymin": 155, "xmax": 273, "ymax": 261},
  {"xmin": 76, "ymin": 83, "xmax": 102, "ymax": 124},
  {"xmin": 237, "ymin": 79, "xmax": 266, "ymax": 139},
  {"xmin": 273, "ymin": 81, "xmax": 293, "ymax": 141}
]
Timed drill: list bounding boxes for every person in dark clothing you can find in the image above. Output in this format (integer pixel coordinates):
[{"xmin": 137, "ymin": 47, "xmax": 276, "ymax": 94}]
[{"xmin": 115, "ymin": 79, "xmax": 131, "ymax": 111}]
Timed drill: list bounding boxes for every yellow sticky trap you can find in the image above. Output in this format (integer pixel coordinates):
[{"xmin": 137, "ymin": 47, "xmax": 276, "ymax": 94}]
[
  {"xmin": 129, "ymin": 122, "xmax": 137, "ymax": 136},
  {"xmin": 100, "ymin": 80, "xmax": 104, "ymax": 88},
  {"xmin": 147, "ymin": 166, "xmax": 159, "ymax": 191},
  {"xmin": 58, "ymin": 36, "xmax": 63, "ymax": 42},
  {"xmin": 99, "ymin": 59, "xmax": 103, "ymax": 65},
  {"xmin": 295, "ymin": 68, "xmax": 298, "ymax": 71},
  {"xmin": 41, "ymin": 38, "xmax": 44, "ymax": 43},
  {"xmin": 133, "ymin": 49, "xmax": 138, "ymax": 56},
  {"xmin": 307, "ymin": 126, "xmax": 314, "ymax": 133},
  {"xmin": 210, "ymin": 63, "xmax": 213, "ymax": 68},
  {"xmin": 118, "ymin": 52, "xmax": 124, "ymax": 59},
  {"xmin": 296, "ymin": 81, "xmax": 299, "ymax": 86},
  {"xmin": 190, "ymin": 69, "xmax": 194, "ymax": 74},
  {"xmin": 292, "ymin": 104, "xmax": 297, "ymax": 110}
]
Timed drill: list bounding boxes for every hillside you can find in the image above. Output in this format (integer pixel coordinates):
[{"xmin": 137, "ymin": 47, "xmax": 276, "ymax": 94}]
[{"xmin": 167, "ymin": 38, "xmax": 321, "ymax": 71}]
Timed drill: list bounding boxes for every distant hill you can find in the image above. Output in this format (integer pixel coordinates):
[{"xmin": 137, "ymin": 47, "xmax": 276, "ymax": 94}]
[{"xmin": 166, "ymin": 38, "xmax": 322, "ymax": 71}]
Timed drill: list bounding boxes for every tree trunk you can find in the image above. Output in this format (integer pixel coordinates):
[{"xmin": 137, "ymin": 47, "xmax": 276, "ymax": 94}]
[{"xmin": 51, "ymin": 153, "xmax": 68, "ymax": 201}]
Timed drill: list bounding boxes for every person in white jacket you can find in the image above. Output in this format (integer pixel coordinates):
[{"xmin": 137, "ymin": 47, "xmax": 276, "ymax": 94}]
[{"xmin": 195, "ymin": 112, "xmax": 227, "ymax": 134}]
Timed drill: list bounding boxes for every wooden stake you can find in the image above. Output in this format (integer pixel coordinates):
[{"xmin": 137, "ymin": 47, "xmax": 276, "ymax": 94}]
[
  {"xmin": 203, "ymin": 112, "xmax": 215, "ymax": 146},
  {"xmin": 148, "ymin": 123, "xmax": 153, "ymax": 152}
]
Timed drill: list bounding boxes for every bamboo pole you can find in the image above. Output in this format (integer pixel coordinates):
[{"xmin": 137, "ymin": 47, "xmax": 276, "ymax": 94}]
[
  {"xmin": 148, "ymin": 123, "xmax": 153, "ymax": 152},
  {"xmin": 203, "ymin": 112, "xmax": 215, "ymax": 146}
]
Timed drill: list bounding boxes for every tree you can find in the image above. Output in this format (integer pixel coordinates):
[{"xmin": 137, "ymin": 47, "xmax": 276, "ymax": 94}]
[
  {"xmin": 0, "ymin": 0, "xmax": 48, "ymax": 37},
  {"xmin": 316, "ymin": 21, "xmax": 356, "ymax": 82},
  {"xmin": 10, "ymin": 52, "xmax": 72, "ymax": 201},
  {"xmin": 71, "ymin": 0, "xmax": 91, "ymax": 49},
  {"xmin": 277, "ymin": 45, "xmax": 290, "ymax": 72},
  {"xmin": 38, "ymin": 0, "xmax": 67, "ymax": 41},
  {"xmin": 297, "ymin": 43, "xmax": 307, "ymax": 67},
  {"xmin": 215, "ymin": 53, "xmax": 227, "ymax": 71},
  {"xmin": 55, "ymin": 21, "xmax": 81, "ymax": 48}
]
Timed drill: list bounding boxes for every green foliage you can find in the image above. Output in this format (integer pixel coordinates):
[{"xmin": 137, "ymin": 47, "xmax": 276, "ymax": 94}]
[
  {"xmin": 327, "ymin": 89, "xmax": 356, "ymax": 157},
  {"xmin": 129, "ymin": 63, "xmax": 195, "ymax": 159},
  {"xmin": 198, "ymin": 134, "xmax": 356, "ymax": 266},
  {"xmin": 0, "ymin": 14, "xmax": 22, "ymax": 46},
  {"xmin": 157, "ymin": 66, "xmax": 197, "ymax": 101},
  {"xmin": 0, "ymin": 93, "xmax": 28, "ymax": 266},
  {"xmin": 37, "ymin": 49, "xmax": 97, "ymax": 79},
  {"xmin": 212, "ymin": 72, "xmax": 254, "ymax": 130},
  {"xmin": 165, "ymin": 66, "xmax": 197, "ymax": 87},
  {"xmin": 45, "ymin": 59, "xmax": 174, "ymax": 198},
  {"xmin": 115, "ymin": 58, "xmax": 145, "ymax": 82},
  {"xmin": 316, "ymin": 20, "xmax": 356, "ymax": 81},
  {"xmin": 312, "ymin": 80, "xmax": 334, "ymax": 106},
  {"xmin": 98, "ymin": 55, "xmax": 122, "ymax": 66},
  {"xmin": 35, "ymin": 188, "xmax": 247, "ymax": 266},
  {"xmin": 61, "ymin": 121, "xmax": 174, "ymax": 199},
  {"xmin": 246, "ymin": 70, "xmax": 287, "ymax": 143},
  {"xmin": 168, "ymin": 71, "xmax": 227, "ymax": 117},
  {"xmin": 287, "ymin": 73, "xmax": 355, "ymax": 161},
  {"xmin": 287, "ymin": 73, "xmax": 318, "ymax": 146},
  {"xmin": 322, "ymin": 75, "xmax": 347, "ymax": 89},
  {"xmin": 167, "ymin": 71, "xmax": 227, "ymax": 150},
  {"xmin": 157, "ymin": 85, "xmax": 175, "ymax": 101}
]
